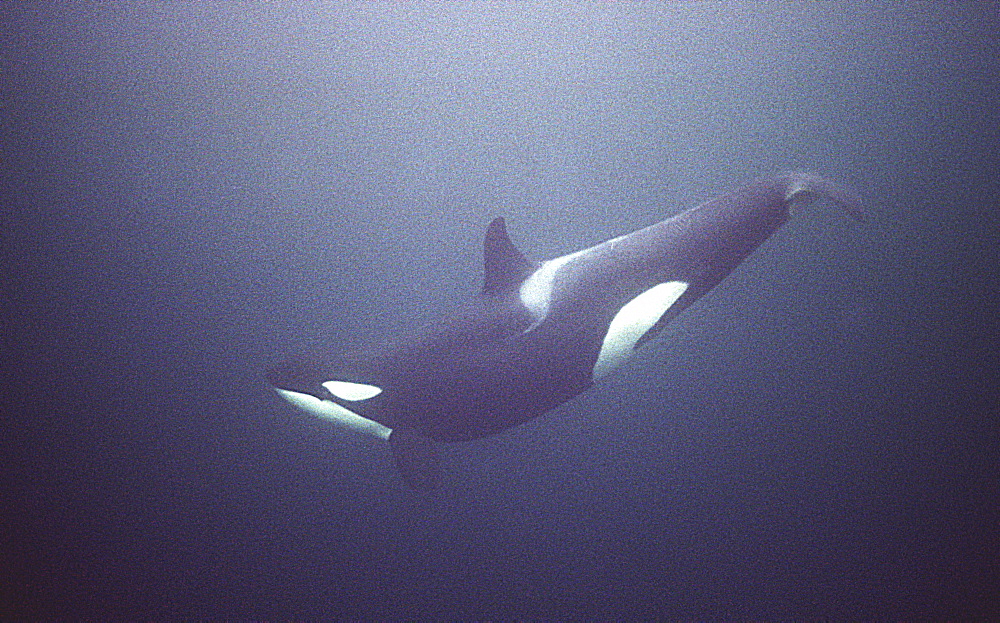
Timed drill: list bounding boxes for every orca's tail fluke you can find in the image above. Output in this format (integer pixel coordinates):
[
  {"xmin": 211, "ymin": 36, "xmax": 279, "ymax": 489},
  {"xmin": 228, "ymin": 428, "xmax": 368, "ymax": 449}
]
[{"xmin": 780, "ymin": 172, "xmax": 865, "ymax": 223}]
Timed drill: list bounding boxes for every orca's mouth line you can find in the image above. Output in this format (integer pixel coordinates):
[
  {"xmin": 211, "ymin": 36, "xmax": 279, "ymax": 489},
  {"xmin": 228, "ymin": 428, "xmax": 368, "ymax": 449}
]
[{"xmin": 274, "ymin": 387, "xmax": 391, "ymax": 440}]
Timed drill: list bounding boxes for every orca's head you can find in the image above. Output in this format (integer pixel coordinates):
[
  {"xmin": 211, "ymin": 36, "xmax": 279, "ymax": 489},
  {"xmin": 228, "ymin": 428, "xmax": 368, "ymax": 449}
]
[{"xmin": 266, "ymin": 357, "xmax": 392, "ymax": 440}]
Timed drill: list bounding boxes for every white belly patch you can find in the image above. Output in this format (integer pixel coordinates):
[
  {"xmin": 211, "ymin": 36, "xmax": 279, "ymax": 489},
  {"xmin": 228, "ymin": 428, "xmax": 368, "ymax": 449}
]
[{"xmin": 591, "ymin": 281, "xmax": 689, "ymax": 380}]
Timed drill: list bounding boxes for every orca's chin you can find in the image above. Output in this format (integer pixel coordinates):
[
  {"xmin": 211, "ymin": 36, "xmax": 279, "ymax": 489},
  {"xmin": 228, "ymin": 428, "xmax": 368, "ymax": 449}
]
[{"xmin": 274, "ymin": 388, "xmax": 391, "ymax": 440}]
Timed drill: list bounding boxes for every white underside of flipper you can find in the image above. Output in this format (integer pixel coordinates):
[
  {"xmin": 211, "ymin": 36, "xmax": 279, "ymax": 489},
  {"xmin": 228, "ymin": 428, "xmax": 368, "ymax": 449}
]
[
  {"xmin": 275, "ymin": 388, "xmax": 392, "ymax": 440},
  {"xmin": 592, "ymin": 281, "xmax": 689, "ymax": 380}
]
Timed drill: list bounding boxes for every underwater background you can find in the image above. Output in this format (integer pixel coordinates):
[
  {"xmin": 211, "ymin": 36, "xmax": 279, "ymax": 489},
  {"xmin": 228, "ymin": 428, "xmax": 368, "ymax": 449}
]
[{"xmin": 4, "ymin": 3, "xmax": 998, "ymax": 618}]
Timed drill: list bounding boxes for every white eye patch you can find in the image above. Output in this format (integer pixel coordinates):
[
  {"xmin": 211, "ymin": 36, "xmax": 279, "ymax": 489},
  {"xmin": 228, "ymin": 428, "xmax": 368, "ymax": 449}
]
[
  {"xmin": 322, "ymin": 380, "xmax": 383, "ymax": 401},
  {"xmin": 592, "ymin": 281, "xmax": 689, "ymax": 380}
]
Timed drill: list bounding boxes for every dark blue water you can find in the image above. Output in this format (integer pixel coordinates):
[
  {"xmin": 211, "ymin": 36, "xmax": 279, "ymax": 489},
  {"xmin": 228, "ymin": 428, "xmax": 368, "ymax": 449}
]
[{"xmin": 5, "ymin": 4, "xmax": 998, "ymax": 618}]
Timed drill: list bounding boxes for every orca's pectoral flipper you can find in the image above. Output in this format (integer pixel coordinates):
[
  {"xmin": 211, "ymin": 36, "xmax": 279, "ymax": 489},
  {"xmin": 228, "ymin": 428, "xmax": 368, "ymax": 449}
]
[{"xmin": 389, "ymin": 427, "xmax": 441, "ymax": 490}]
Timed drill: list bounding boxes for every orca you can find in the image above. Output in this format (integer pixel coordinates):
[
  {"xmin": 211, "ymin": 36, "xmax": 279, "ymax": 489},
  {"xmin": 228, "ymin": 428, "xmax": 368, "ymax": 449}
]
[{"xmin": 267, "ymin": 172, "xmax": 862, "ymax": 489}]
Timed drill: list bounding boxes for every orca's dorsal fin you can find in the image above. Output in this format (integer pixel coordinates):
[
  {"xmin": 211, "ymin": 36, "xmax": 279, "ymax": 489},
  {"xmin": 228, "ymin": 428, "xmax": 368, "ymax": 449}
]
[{"xmin": 482, "ymin": 217, "xmax": 534, "ymax": 295}]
